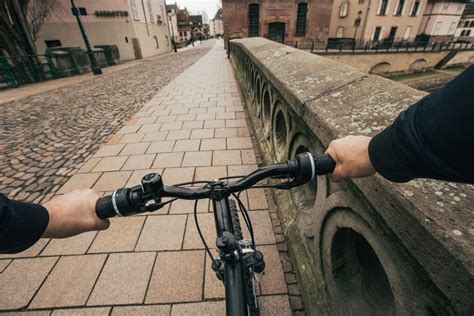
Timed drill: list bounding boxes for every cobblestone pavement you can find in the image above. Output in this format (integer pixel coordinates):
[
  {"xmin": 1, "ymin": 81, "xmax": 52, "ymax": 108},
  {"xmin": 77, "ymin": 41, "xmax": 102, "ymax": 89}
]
[
  {"xmin": 0, "ymin": 39, "xmax": 300, "ymax": 315},
  {"xmin": 0, "ymin": 40, "xmax": 214, "ymax": 204}
]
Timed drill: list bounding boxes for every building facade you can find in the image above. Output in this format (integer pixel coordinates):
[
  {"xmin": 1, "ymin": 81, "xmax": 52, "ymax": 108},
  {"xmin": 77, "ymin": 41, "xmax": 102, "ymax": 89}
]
[
  {"xmin": 177, "ymin": 7, "xmax": 192, "ymax": 43},
  {"xmin": 418, "ymin": 1, "xmax": 467, "ymax": 42},
  {"xmin": 210, "ymin": 8, "xmax": 224, "ymax": 37},
  {"xmin": 455, "ymin": 4, "xmax": 474, "ymax": 42},
  {"xmin": 328, "ymin": 0, "xmax": 427, "ymax": 46},
  {"xmin": 35, "ymin": 0, "xmax": 171, "ymax": 60},
  {"xmin": 222, "ymin": 0, "xmax": 333, "ymax": 47},
  {"xmin": 166, "ymin": 3, "xmax": 180, "ymax": 44},
  {"xmin": 190, "ymin": 15, "xmax": 205, "ymax": 40}
]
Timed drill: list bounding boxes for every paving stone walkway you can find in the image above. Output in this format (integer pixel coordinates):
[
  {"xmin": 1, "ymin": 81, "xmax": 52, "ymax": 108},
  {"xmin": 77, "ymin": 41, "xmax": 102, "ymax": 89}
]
[
  {"xmin": 0, "ymin": 40, "xmax": 294, "ymax": 315},
  {"xmin": 0, "ymin": 40, "xmax": 213, "ymax": 204}
]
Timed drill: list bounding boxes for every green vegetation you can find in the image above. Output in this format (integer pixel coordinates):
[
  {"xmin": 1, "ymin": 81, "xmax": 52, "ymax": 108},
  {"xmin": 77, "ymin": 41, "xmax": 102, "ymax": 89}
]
[{"xmin": 388, "ymin": 70, "xmax": 437, "ymax": 81}]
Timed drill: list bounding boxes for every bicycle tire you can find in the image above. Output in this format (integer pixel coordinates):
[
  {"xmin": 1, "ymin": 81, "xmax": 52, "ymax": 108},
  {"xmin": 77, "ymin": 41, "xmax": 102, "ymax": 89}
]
[{"xmin": 229, "ymin": 199, "xmax": 260, "ymax": 316}]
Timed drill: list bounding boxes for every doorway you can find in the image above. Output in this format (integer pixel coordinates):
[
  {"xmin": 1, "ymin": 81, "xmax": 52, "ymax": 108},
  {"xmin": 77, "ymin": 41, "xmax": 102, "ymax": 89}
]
[
  {"xmin": 268, "ymin": 22, "xmax": 285, "ymax": 43},
  {"xmin": 387, "ymin": 27, "xmax": 397, "ymax": 42}
]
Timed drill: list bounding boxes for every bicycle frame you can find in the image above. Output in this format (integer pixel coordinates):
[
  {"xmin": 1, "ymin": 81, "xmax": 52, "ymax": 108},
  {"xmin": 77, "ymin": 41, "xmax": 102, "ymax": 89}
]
[
  {"xmin": 211, "ymin": 185, "xmax": 248, "ymax": 316},
  {"xmin": 95, "ymin": 153, "xmax": 336, "ymax": 316}
]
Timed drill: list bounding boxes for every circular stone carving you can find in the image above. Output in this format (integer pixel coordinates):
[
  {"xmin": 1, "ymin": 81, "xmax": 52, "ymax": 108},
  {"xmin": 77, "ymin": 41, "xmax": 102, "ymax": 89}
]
[
  {"xmin": 255, "ymin": 77, "xmax": 262, "ymax": 113},
  {"xmin": 321, "ymin": 209, "xmax": 395, "ymax": 315},
  {"xmin": 262, "ymin": 88, "xmax": 271, "ymax": 127},
  {"xmin": 272, "ymin": 106, "xmax": 288, "ymax": 162}
]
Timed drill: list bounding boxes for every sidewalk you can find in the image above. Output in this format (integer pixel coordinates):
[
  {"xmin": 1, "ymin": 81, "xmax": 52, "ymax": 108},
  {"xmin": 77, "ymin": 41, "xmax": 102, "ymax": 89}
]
[
  {"xmin": 0, "ymin": 40, "xmax": 211, "ymax": 105},
  {"xmin": 0, "ymin": 40, "xmax": 292, "ymax": 315}
]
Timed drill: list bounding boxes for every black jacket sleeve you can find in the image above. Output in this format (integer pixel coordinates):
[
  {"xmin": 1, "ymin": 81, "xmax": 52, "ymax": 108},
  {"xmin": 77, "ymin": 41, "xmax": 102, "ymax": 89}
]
[
  {"xmin": 0, "ymin": 193, "xmax": 49, "ymax": 254},
  {"xmin": 368, "ymin": 65, "xmax": 474, "ymax": 184}
]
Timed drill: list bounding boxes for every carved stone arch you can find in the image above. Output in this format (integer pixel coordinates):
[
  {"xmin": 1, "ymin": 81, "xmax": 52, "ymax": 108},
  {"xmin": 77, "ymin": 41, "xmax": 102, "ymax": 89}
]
[
  {"xmin": 312, "ymin": 192, "xmax": 452, "ymax": 315},
  {"xmin": 255, "ymin": 75, "xmax": 262, "ymax": 111},
  {"xmin": 369, "ymin": 62, "xmax": 391, "ymax": 75},
  {"xmin": 261, "ymin": 84, "xmax": 272, "ymax": 132},
  {"xmin": 271, "ymin": 101, "xmax": 289, "ymax": 162},
  {"xmin": 409, "ymin": 58, "xmax": 427, "ymax": 71}
]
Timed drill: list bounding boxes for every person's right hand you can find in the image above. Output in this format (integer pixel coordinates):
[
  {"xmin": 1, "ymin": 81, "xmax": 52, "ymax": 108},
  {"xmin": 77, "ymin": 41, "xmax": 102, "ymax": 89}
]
[
  {"xmin": 41, "ymin": 189, "xmax": 110, "ymax": 239},
  {"xmin": 325, "ymin": 135, "xmax": 377, "ymax": 182}
]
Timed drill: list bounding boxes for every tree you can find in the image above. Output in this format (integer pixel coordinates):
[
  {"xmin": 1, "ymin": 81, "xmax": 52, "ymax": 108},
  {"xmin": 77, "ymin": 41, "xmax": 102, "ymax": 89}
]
[
  {"xmin": 0, "ymin": 0, "xmax": 60, "ymax": 85},
  {"xmin": 0, "ymin": 0, "xmax": 58, "ymax": 57}
]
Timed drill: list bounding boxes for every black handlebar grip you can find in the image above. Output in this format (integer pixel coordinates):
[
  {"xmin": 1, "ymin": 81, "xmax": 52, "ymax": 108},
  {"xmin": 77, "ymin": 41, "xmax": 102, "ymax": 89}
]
[
  {"xmin": 96, "ymin": 195, "xmax": 117, "ymax": 219},
  {"xmin": 314, "ymin": 154, "xmax": 336, "ymax": 175}
]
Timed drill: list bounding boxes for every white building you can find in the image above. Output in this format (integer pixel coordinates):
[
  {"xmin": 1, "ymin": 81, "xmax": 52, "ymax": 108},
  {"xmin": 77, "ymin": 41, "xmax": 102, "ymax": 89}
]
[
  {"xmin": 418, "ymin": 1, "xmax": 467, "ymax": 42},
  {"xmin": 209, "ymin": 8, "xmax": 224, "ymax": 37},
  {"xmin": 35, "ymin": 0, "xmax": 172, "ymax": 60},
  {"xmin": 455, "ymin": 5, "xmax": 474, "ymax": 42},
  {"xmin": 166, "ymin": 3, "xmax": 180, "ymax": 44}
]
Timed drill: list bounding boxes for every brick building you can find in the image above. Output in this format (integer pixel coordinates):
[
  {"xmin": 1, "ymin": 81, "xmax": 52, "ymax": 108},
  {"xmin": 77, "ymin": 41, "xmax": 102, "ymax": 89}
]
[{"xmin": 222, "ymin": 0, "xmax": 333, "ymax": 48}]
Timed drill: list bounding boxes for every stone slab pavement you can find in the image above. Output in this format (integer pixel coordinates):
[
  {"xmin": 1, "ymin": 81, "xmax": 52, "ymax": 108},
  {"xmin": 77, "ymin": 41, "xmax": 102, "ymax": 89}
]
[{"xmin": 0, "ymin": 40, "xmax": 296, "ymax": 315}]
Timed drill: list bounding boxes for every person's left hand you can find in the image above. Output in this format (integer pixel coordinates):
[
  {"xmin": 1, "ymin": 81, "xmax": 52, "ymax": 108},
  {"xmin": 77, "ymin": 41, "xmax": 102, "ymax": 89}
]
[{"xmin": 42, "ymin": 189, "xmax": 110, "ymax": 238}]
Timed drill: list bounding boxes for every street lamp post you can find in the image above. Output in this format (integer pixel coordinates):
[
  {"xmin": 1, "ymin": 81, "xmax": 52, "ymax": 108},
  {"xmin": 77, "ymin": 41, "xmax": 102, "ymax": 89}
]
[{"xmin": 71, "ymin": 0, "xmax": 102, "ymax": 75}]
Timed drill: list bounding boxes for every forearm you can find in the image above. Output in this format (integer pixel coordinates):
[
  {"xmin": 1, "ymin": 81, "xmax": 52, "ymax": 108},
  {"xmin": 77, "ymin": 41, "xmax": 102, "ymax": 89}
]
[{"xmin": 368, "ymin": 66, "xmax": 474, "ymax": 184}]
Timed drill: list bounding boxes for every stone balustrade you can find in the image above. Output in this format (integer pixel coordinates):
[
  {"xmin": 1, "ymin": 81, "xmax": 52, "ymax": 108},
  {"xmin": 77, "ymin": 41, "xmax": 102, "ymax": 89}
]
[{"xmin": 228, "ymin": 37, "xmax": 473, "ymax": 315}]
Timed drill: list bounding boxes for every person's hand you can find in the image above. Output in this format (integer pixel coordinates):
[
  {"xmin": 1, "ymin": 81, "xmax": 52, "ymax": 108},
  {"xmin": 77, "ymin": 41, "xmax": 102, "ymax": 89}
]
[
  {"xmin": 325, "ymin": 135, "xmax": 377, "ymax": 182},
  {"xmin": 42, "ymin": 189, "xmax": 110, "ymax": 238}
]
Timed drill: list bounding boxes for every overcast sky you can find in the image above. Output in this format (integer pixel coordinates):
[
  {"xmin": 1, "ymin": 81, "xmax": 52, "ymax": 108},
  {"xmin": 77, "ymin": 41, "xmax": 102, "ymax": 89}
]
[{"xmin": 165, "ymin": 0, "xmax": 222, "ymax": 19}]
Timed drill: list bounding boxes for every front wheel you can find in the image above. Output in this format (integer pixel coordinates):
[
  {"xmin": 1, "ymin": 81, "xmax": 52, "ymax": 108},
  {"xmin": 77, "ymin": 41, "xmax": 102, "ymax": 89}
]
[{"xmin": 229, "ymin": 199, "xmax": 260, "ymax": 316}]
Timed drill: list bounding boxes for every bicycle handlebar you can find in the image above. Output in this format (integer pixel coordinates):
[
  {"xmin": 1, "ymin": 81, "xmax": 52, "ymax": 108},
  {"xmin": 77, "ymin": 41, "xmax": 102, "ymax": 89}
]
[{"xmin": 96, "ymin": 153, "xmax": 335, "ymax": 219}]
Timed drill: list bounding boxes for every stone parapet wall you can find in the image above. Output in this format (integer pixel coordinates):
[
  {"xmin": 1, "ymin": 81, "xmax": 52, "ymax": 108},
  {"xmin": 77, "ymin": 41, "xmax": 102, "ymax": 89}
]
[
  {"xmin": 317, "ymin": 50, "xmax": 474, "ymax": 75},
  {"xmin": 228, "ymin": 37, "xmax": 473, "ymax": 315}
]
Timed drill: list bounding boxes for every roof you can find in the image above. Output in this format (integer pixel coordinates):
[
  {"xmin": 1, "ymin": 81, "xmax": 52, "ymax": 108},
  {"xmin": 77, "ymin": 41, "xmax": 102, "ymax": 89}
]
[{"xmin": 213, "ymin": 8, "xmax": 223, "ymax": 20}]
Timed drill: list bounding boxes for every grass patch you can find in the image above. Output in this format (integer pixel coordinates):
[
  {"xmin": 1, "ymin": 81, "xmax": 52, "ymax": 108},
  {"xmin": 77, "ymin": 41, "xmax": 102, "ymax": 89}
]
[{"xmin": 388, "ymin": 70, "xmax": 437, "ymax": 81}]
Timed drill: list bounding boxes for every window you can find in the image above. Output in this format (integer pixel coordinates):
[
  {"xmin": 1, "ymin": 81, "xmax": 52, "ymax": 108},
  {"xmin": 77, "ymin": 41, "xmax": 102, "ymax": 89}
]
[
  {"xmin": 410, "ymin": 0, "xmax": 420, "ymax": 16},
  {"xmin": 153, "ymin": 36, "xmax": 159, "ymax": 48},
  {"xmin": 359, "ymin": 0, "xmax": 365, "ymax": 4},
  {"xmin": 434, "ymin": 21, "xmax": 442, "ymax": 35},
  {"xmin": 295, "ymin": 3, "xmax": 308, "ymax": 35},
  {"xmin": 131, "ymin": 0, "xmax": 138, "ymax": 19},
  {"xmin": 395, "ymin": 0, "xmax": 405, "ymax": 16},
  {"xmin": 470, "ymin": 21, "xmax": 474, "ymax": 27},
  {"xmin": 165, "ymin": 35, "xmax": 169, "ymax": 46},
  {"xmin": 402, "ymin": 26, "xmax": 411, "ymax": 40},
  {"xmin": 45, "ymin": 40, "xmax": 61, "ymax": 48},
  {"xmin": 378, "ymin": 0, "xmax": 389, "ymax": 15},
  {"xmin": 373, "ymin": 26, "xmax": 382, "ymax": 41},
  {"xmin": 180, "ymin": 31, "xmax": 183, "ymax": 37},
  {"xmin": 464, "ymin": 20, "xmax": 470, "ymax": 27},
  {"xmin": 467, "ymin": 30, "xmax": 471, "ymax": 36},
  {"xmin": 336, "ymin": 27, "xmax": 345, "ymax": 38},
  {"xmin": 441, "ymin": 2, "xmax": 449, "ymax": 14},
  {"xmin": 461, "ymin": 30, "xmax": 466, "ymax": 36},
  {"xmin": 248, "ymin": 4, "xmax": 260, "ymax": 36},
  {"xmin": 125, "ymin": 36, "xmax": 129, "ymax": 43},
  {"xmin": 147, "ymin": 0, "xmax": 154, "ymax": 22},
  {"xmin": 160, "ymin": 5, "xmax": 166, "ymax": 25},
  {"xmin": 339, "ymin": 2, "xmax": 349, "ymax": 17},
  {"xmin": 448, "ymin": 22, "xmax": 456, "ymax": 35}
]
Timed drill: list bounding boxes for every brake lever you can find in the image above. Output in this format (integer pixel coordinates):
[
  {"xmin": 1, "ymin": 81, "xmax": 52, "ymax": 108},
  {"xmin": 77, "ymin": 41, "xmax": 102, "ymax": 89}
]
[{"xmin": 139, "ymin": 202, "xmax": 166, "ymax": 213}]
